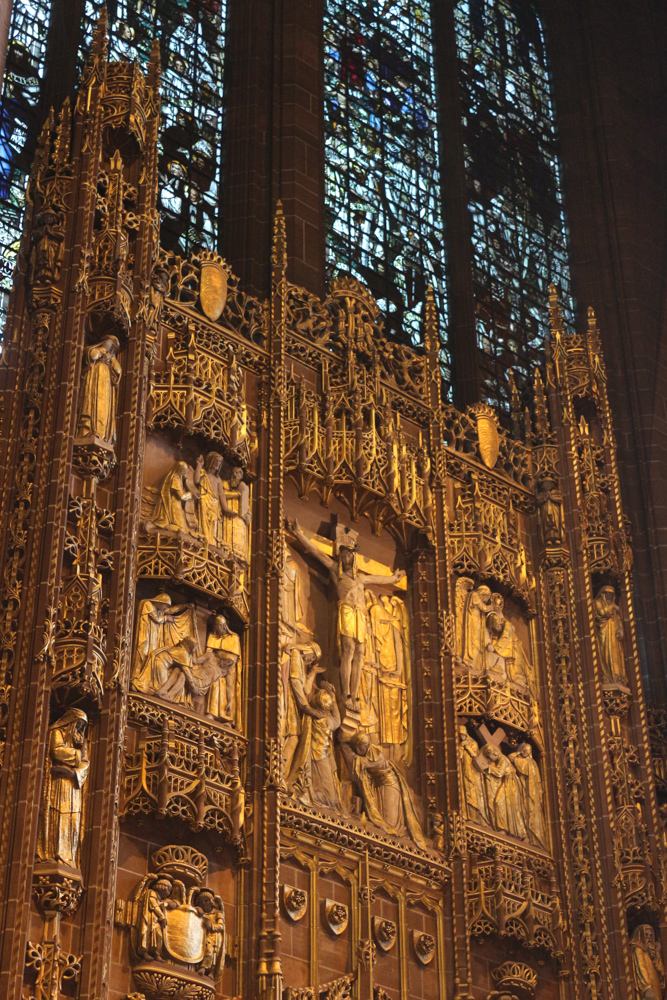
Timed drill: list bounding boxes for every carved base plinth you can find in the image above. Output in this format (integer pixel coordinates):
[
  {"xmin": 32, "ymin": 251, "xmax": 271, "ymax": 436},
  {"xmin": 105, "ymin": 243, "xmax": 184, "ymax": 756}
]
[
  {"xmin": 132, "ymin": 962, "xmax": 215, "ymax": 1000},
  {"xmin": 32, "ymin": 861, "xmax": 84, "ymax": 918},
  {"xmin": 53, "ymin": 636, "xmax": 105, "ymax": 706},
  {"xmin": 72, "ymin": 435, "xmax": 116, "ymax": 480},
  {"xmin": 137, "ymin": 530, "xmax": 249, "ymax": 621},
  {"xmin": 603, "ymin": 683, "xmax": 631, "ymax": 720},
  {"xmin": 456, "ymin": 670, "xmax": 537, "ymax": 736}
]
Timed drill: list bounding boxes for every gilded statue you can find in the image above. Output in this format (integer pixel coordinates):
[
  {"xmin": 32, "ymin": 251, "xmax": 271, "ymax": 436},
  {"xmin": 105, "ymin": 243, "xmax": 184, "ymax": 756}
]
[
  {"xmin": 76, "ymin": 336, "xmax": 122, "ymax": 445},
  {"xmin": 198, "ymin": 889, "xmax": 226, "ymax": 979},
  {"xmin": 37, "ymin": 708, "xmax": 89, "ymax": 868},
  {"xmin": 195, "ymin": 452, "xmax": 242, "ymax": 550},
  {"xmin": 487, "ymin": 596, "xmax": 536, "ymax": 694},
  {"xmin": 205, "ymin": 613, "xmax": 243, "ymax": 730},
  {"xmin": 536, "ymin": 476, "xmax": 563, "ymax": 545},
  {"xmin": 340, "ymin": 732, "xmax": 425, "ymax": 848},
  {"xmin": 288, "ymin": 521, "xmax": 405, "ymax": 710},
  {"xmin": 130, "ymin": 594, "xmax": 196, "ymax": 694},
  {"xmin": 223, "ymin": 466, "xmax": 251, "ymax": 562},
  {"xmin": 456, "ymin": 580, "xmax": 493, "ymax": 670},
  {"xmin": 29, "ymin": 206, "xmax": 64, "ymax": 287},
  {"xmin": 282, "ymin": 640, "xmax": 325, "ymax": 784},
  {"xmin": 631, "ymin": 925, "xmax": 665, "ymax": 1000},
  {"xmin": 509, "ymin": 743, "xmax": 548, "ymax": 849},
  {"xmin": 134, "ymin": 874, "xmax": 173, "ymax": 959},
  {"xmin": 594, "ymin": 585, "xmax": 628, "ymax": 685},
  {"xmin": 308, "ymin": 684, "xmax": 343, "ymax": 810},
  {"xmin": 146, "ymin": 461, "xmax": 198, "ymax": 535},
  {"xmin": 280, "ymin": 542, "xmax": 310, "ymax": 646},
  {"xmin": 149, "ymin": 638, "xmax": 238, "ymax": 714},
  {"xmin": 359, "ymin": 591, "xmax": 411, "ymax": 762},
  {"xmin": 459, "ymin": 726, "xmax": 488, "ymax": 826},
  {"xmin": 481, "ymin": 744, "xmax": 527, "ymax": 841}
]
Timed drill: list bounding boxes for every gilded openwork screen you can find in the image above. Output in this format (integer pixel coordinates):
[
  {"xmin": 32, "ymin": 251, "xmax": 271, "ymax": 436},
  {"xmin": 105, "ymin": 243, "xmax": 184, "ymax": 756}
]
[
  {"xmin": 324, "ymin": 0, "xmax": 450, "ymax": 387},
  {"xmin": 82, "ymin": 0, "xmax": 227, "ymax": 256},
  {"xmin": 454, "ymin": 0, "xmax": 573, "ymax": 407}
]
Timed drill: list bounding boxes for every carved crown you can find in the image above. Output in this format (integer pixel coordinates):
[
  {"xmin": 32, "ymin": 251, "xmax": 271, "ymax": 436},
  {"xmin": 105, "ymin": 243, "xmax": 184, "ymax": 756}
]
[
  {"xmin": 491, "ymin": 962, "xmax": 537, "ymax": 1000},
  {"xmin": 150, "ymin": 845, "xmax": 208, "ymax": 886}
]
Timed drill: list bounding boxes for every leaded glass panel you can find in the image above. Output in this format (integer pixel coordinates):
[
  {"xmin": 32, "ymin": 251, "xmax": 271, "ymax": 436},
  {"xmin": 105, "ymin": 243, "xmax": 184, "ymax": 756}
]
[
  {"xmin": 454, "ymin": 0, "xmax": 573, "ymax": 408},
  {"xmin": 82, "ymin": 0, "xmax": 227, "ymax": 256},
  {"xmin": 324, "ymin": 0, "xmax": 450, "ymax": 387},
  {"xmin": 0, "ymin": 0, "xmax": 52, "ymax": 324}
]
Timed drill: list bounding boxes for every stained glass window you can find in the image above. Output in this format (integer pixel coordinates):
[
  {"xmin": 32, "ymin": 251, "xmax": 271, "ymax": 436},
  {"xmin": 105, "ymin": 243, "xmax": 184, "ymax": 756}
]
[
  {"xmin": 0, "ymin": 0, "xmax": 52, "ymax": 325},
  {"xmin": 454, "ymin": 0, "xmax": 573, "ymax": 408},
  {"xmin": 82, "ymin": 0, "xmax": 227, "ymax": 255},
  {"xmin": 324, "ymin": 0, "xmax": 450, "ymax": 387}
]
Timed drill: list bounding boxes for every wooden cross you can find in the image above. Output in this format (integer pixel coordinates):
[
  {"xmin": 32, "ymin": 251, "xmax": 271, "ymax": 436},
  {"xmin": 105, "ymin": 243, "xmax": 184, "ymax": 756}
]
[{"xmin": 474, "ymin": 722, "xmax": 507, "ymax": 771}]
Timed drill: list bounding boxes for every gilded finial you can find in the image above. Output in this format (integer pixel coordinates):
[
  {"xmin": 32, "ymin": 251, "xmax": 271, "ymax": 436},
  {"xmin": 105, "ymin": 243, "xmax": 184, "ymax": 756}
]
[
  {"xmin": 272, "ymin": 200, "xmax": 287, "ymax": 270},
  {"xmin": 423, "ymin": 285, "xmax": 438, "ymax": 354},
  {"xmin": 533, "ymin": 368, "xmax": 549, "ymax": 435},
  {"xmin": 548, "ymin": 282, "xmax": 564, "ymax": 337}
]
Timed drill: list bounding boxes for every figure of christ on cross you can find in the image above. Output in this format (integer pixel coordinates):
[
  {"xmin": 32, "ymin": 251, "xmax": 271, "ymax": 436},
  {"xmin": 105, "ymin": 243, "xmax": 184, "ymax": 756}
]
[{"xmin": 287, "ymin": 520, "xmax": 406, "ymax": 711}]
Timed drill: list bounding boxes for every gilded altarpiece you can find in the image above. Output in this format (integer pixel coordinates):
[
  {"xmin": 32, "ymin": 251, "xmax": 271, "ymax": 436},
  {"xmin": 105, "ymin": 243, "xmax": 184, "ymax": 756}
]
[{"xmin": 0, "ymin": 25, "xmax": 663, "ymax": 1000}]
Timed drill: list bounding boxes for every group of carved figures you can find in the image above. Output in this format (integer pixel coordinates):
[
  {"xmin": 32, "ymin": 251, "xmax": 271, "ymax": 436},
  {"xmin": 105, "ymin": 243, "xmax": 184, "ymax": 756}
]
[
  {"xmin": 144, "ymin": 453, "xmax": 250, "ymax": 561},
  {"xmin": 459, "ymin": 727, "xmax": 548, "ymax": 849},
  {"xmin": 279, "ymin": 522, "xmax": 425, "ymax": 849},
  {"xmin": 130, "ymin": 598, "xmax": 243, "ymax": 729}
]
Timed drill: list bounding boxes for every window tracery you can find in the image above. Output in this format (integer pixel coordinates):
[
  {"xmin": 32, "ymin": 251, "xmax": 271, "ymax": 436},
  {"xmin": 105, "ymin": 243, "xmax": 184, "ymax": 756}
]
[
  {"xmin": 324, "ymin": 0, "xmax": 450, "ymax": 391},
  {"xmin": 454, "ymin": 0, "xmax": 573, "ymax": 408}
]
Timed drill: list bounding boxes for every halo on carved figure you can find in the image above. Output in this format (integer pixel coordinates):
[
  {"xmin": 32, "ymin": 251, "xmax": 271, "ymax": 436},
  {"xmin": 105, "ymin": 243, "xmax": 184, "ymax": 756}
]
[
  {"xmin": 372, "ymin": 916, "xmax": 397, "ymax": 952},
  {"xmin": 412, "ymin": 930, "xmax": 436, "ymax": 966},
  {"xmin": 323, "ymin": 899, "xmax": 349, "ymax": 936},
  {"xmin": 282, "ymin": 884, "xmax": 308, "ymax": 922}
]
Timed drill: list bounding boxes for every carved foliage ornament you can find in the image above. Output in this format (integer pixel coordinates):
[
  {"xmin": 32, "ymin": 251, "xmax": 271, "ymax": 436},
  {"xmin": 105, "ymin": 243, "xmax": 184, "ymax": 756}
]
[{"xmin": 323, "ymin": 900, "xmax": 348, "ymax": 936}]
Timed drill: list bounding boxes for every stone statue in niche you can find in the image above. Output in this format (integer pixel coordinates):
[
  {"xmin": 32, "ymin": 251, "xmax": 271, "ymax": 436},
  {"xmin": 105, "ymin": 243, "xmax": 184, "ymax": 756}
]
[
  {"xmin": 630, "ymin": 925, "xmax": 665, "ymax": 1000},
  {"xmin": 145, "ymin": 461, "xmax": 198, "ymax": 536},
  {"xmin": 130, "ymin": 594, "xmax": 243, "ymax": 730},
  {"xmin": 195, "ymin": 452, "xmax": 247, "ymax": 552},
  {"xmin": 481, "ymin": 744, "xmax": 527, "ymax": 841},
  {"xmin": 594, "ymin": 585, "xmax": 628, "ymax": 686},
  {"xmin": 536, "ymin": 476, "xmax": 563, "ymax": 545},
  {"xmin": 76, "ymin": 336, "xmax": 121, "ymax": 446},
  {"xmin": 222, "ymin": 465, "xmax": 251, "ymax": 562},
  {"xmin": 287, "ymin": 520, "xmax": 405, "ymax": 711},
  {"xmin": 340, "ymin": 732, "xmax": 426, "ymax": 849},
  {"xmin": 282, "ymin": 640, "xmax": 325, "ymax": 786},
  {"xmin": 458, "ymin": 726, "xmax": 488, "ymax": 827},
  {"xmin": 307, "ymin": 684, "xmax": 343, "ymax": 810},
  {"xmin": 509, "ymin": 743, "xmax": 548, "ymax": 849},
  {"xmin": 359, "ymin": 592, "xmax": 411, "ymax": 763},
  {"xmin": 36, "ymin": 708, "xmax": 89, "ymax": 869},
  {"xmin": 121, "ymin": 846, "xmax": 226, "ymax": 999}
]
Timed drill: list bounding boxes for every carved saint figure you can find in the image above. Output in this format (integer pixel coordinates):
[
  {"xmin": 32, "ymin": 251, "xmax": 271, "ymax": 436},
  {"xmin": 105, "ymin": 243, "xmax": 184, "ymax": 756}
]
[
  {"xmin": 205, "ymin": 613, "xmax": 243, "ymax": 730},
  {"xmin": 30, "ymin": 207, "xmax": 64, "ymax": 286},
  {"xmin": 147, "ymin": 461, "xmax": 197, "ymax": 535},
  {"xmin": 536, "ymin": 476, "xmax": 563, "ymax": 545},
  {"xmin": 282, "ymin": 640, "xmax": 325, "ymax": 785},
  {"xmin": 309, "ymin": 685, "xmax": 343, "ymax": 810},
  {"xmin": 195, "ymin": 452, "xmax": 240, "ymax": 549},
  {"xmin": 457, "ymin": 581, "xmax": 494, "ymax": 670},
  {"xmin": 133, "ymin": 875, "xmax": 174, "ymax": 959},
  {"xmin": 459, "ymin": 727, "xmax": 488, "ymax": 826},
  {"xmin": 130, "ymin": 594, "xmax": 196, "ymax": 694},
  {"xmin": 509, "ymin": 743, "xmax": 548, "ymax": 849},
  {"xmin": 223, "ymin": 466, "xmax": 251, "ymax": 561},
  {"xmin": 481, "ymin": 744, "xmax": 527, "ymax": 841},
  {"xmin": 37, "ymin": 708, "xmax": 90, "ymax": 868},
  {"xmin": 487, "ymin": 596, "xmax": 536, "ymax": 694},
  {"xmin": 340, "ymin": 732, "xmax": 425, "ymax": 848},
  {"xmin": 631, "ymin": 924, "xmax": 665, "ymax": 1000},
  {"xmin": 288, "ymin": 521, "xmax": 405, "ymax": 710},
  {"xmin": 280, "ymin": 543, "xmax": 310, "ymax": 646},
  {"xmin": 152, "ymin": 639, "xmax": 236, "ymax": 711},
  {"xmin": 594, "ymin": 585, "xmax": 627, "ymax": 685},
  {"xmin": 197, "ymin": 889, "xmax": 226, "ymax": 979},
  {"xmin": 76, "ymin": 336, "xmax": 121, "ymax": 445}
]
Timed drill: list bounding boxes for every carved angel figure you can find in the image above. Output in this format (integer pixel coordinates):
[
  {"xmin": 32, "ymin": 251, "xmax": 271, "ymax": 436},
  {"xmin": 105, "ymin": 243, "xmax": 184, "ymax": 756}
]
[
  {"xmin": 76, "ymin": 336, "xmax": 122, "ymax": 445},
  {"xmin": 36, "ymin": 708, "xmax": 89, "ymax": 868},
  {"xmin": 131, "ymin": 875, "xmax": 174, "ymax": 960},
  {"xmin": 197, "ymin": 889, "xmax": 226, "ymax": 979},
  {"xmin": 631, "ymin": 924, "xmax": 665, "ymax": 1000},
  {"xmin": 594, "ymin": 585, "xmax": 628, "ymax": 685}
]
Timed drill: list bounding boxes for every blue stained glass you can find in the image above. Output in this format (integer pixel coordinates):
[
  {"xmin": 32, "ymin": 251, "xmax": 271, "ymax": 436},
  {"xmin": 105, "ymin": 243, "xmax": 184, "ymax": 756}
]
[
  {"xmin": 454, "ymin": 0, "xmax": 574, "ymax": 409},
  {"xmin": 324, "ymin": 0, "xmax": 450, "ymax": 388},
  {"xmin": 82, "ymin": 0, "xmax": 227, "ymax": 256},
  {"xmin": 0, "ymin": 0, "xmax": 52, "ymax": 328}
]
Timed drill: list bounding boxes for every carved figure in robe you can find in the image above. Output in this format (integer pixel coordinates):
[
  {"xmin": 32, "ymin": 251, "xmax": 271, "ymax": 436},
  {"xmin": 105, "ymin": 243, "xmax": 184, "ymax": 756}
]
[
  {"xmin": 205, "ymin": 613, "xmax": 243, "ymax": 730},
  {"xmin": 509, "ymin": 743, "xmax": 548, "ymax": 849},
  {"xmin": 280, "ymin": 543, "xmax": 311, "ymax": 647},
  {"xmin": 481, "ymin": 744, "xmax": 527, "ymax": 841},
  {"xmin": 154, "ymin": 639, "xmax": 237, "ymax": 713},
  {"xmin": 195, "ymin": 452, "xmax": 240, "ymax": 549},
  {"xmin": 197, "ymin": 889, "xmax": 226, "ymax": 979},
  {"xmin": 132, "ymin": 875, "xmax": 174, "ymax": 960},
  {"xmin": 288, "ymin": 520, "xmax": 405, "ymax": 710},
  {"xmin": 456, "ymin": 579, "xmax": 493, "ymax": 670},
  {"xmin": 29, "ymin": 206, "xmax": 64, "ymax": 286},
  {"xmin": 309, "ymin": 684, "xmax": 343, "ymax": 810},
  {"xmin": 536, "ymin": 476, "xmax": 563, "ymax": 545},
  {"xmin": 146, "ymin": 461, "xmax": 198, "ymax": 535},
  {"xmin": 223, "ymin": 466, "xmax": 250, "ymax": 562},
  {"xmin": 594, "ymin": 585, "xmax": 628, "ymax": 685},
  {"xmin": 76, "ymin": 336, "xmax": 121, "ymax": 445},
  {"xmin": 631, "ymin": 924, "xmax": 665, "ymax": 1000},
  {"xmin": 487, "ymin": 597, "xmax": 537, "ymax": 694},
  {"xmin": 130, "ymin": 596, "xmax": 196, "ymax": 694},
  {"xmin": 370, "ymin": 595, "xmax": 410, "ymax": 758},
  {"xmin": 459, "ymin": 726, "xmax": 488, "ymax": 826},
  {"xmin": 37, "ymin": 708, "xmax": 89, "ymax": 868},
  {"xmin": 340, "ymin": 732, "xmax": 426, "ymax": 848},
  {"xmin": 282, "ymin": 641, "xmax": 324, "ymax": 787}
]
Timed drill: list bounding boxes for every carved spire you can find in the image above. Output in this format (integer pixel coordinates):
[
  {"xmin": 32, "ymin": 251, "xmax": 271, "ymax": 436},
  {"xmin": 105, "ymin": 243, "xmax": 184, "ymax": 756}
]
[
  {"xmin": 272, "ymin": 199, "xmax": 287, "ymax": 271},
  {"xmin": 534, "ymin": 368, "xmax": 549, "ymax": 436},
  {"xmin": 508, "ymin": 369, "xmax": 522, "ymax": 440},
  {"xmin": 548, "ymin": 282, "xmax": 564, "ymax": 337}
]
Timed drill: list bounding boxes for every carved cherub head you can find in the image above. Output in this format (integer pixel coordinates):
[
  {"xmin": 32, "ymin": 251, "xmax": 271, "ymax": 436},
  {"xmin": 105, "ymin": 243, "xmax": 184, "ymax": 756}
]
[
  {"xmin": 154, "ymin": 877, "xmax": 173, "ymax": 900},
  {"xmin": 197, "ymin": 888, "xmax": 215, "ymax": 913}
]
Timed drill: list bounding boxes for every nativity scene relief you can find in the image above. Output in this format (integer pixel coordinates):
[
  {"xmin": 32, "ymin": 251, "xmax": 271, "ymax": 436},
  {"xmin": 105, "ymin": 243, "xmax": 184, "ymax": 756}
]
[{"xmin": 279, "ymin": 518, "xmax": 427, "ymax": 850}]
